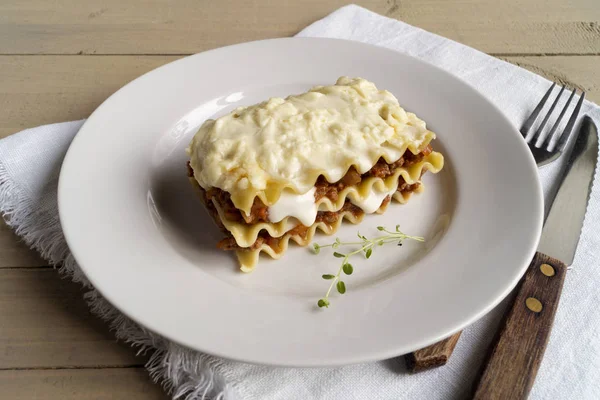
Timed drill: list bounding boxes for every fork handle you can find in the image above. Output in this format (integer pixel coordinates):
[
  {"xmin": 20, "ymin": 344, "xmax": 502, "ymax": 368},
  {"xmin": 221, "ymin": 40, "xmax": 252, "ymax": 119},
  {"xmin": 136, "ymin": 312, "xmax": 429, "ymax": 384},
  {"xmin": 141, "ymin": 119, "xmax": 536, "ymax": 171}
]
[
  {"xmin": 405, "ymin": 251, "xmax": 568, "ymax": 377},
  {"xmin": 470, "ymin": 252, "xmax": 567, "ymax": 400},
  {"xmin": 405, "ymin": 332, "xmax": 462, "ymax": 371}
]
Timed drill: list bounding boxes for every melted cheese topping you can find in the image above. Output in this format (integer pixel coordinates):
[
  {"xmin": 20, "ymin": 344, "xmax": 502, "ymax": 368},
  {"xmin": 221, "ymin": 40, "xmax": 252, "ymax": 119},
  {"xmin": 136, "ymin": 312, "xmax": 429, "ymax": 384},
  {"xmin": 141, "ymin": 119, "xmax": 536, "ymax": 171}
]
[{"xmin": 186, "ymin": 76, "xmax": 436, "ymax": 215}]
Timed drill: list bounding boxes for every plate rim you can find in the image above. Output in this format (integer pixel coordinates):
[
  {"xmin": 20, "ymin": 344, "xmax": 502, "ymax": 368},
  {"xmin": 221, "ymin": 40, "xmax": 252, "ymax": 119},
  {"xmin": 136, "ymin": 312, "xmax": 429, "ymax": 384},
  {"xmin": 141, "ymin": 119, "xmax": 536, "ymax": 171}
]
[{"xmin": 58, "ymin": 37, "xmax": 544, "ymax": 367}]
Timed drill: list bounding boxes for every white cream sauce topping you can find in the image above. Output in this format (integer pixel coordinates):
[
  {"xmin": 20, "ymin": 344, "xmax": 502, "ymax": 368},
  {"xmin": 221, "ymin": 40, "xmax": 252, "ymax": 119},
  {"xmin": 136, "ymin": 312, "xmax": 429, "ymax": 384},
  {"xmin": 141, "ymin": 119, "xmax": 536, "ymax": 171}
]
[{"xmin": 186, "ymin": 76, "xmax": 434, "ymax": 214}]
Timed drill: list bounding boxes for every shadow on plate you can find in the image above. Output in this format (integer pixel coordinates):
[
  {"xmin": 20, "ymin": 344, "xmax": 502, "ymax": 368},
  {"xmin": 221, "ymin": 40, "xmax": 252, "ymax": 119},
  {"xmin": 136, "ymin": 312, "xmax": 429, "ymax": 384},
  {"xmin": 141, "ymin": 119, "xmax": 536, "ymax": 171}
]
[{"xmin": 148, "ymin": 162, "xmax": 223, "ymax": 257}]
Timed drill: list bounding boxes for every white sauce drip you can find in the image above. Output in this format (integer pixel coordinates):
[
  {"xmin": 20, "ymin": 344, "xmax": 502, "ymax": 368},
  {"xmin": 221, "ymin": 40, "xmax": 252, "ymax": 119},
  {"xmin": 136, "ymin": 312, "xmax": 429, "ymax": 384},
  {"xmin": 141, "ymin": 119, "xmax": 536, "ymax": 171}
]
[
  {"xmin": 268, "ymin": 185, "xmax": 397, "ymax": 226},
  {"xmin": 268, "ymin": 188, "xmax": 317, "ymax": 226},
  {"xmin": 348, "ymin": 185, "xmax": 398, "ymax": 214}
]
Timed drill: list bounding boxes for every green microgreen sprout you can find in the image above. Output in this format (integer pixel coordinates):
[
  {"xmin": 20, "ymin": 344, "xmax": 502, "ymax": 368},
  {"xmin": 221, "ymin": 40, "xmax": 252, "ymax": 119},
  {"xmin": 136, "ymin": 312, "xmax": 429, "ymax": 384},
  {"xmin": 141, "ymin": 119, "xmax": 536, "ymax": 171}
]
[{"xmin": 314, "ymin": 225, "xmax": 424, "ymax": 308}]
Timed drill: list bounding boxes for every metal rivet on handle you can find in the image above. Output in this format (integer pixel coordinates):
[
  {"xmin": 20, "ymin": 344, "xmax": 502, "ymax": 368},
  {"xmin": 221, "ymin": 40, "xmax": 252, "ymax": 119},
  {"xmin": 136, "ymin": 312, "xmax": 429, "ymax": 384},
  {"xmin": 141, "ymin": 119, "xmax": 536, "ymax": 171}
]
[
  {"xmin": 540, "ymin": 263, "xmax": 555, "ymax": 277},
  {"xmin": 526, "ymin": 297, "xmax": 543, "ymax": 313}
]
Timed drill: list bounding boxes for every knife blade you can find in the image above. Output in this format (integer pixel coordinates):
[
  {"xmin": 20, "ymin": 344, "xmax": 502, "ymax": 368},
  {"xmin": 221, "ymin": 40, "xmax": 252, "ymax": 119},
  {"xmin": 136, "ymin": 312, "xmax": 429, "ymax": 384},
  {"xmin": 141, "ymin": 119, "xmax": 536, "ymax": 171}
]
[
  {"xmin": 470, "ymin": 115, "xmax": 598, "ymax": 400},
  {"xmin": 538, "ymin": 115, "xmax": 598, "ymax": 264}
]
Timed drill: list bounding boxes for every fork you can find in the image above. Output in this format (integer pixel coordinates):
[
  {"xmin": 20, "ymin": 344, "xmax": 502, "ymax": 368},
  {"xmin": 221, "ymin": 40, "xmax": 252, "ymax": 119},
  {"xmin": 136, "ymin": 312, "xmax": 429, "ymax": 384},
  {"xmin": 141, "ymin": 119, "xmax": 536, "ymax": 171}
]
[
  {"xmin": 520, "ymin": 83, "xmax": 586, "ymax": 166},
  {"xmin": 405, "ymin": 82, "xmax": 586, "ymax": 372}
]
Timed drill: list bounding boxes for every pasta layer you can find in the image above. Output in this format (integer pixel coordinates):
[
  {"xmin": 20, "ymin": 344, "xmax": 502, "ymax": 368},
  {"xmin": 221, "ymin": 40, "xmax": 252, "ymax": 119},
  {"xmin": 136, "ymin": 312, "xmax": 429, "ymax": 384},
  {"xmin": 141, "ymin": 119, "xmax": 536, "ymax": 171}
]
[
  {"xmin": 235, "ymin": 207, "xmax": 366, "ymax": 272},
  {"xmin": 213, "ymin": 151, "xmax": 443, "ymax": 249}
]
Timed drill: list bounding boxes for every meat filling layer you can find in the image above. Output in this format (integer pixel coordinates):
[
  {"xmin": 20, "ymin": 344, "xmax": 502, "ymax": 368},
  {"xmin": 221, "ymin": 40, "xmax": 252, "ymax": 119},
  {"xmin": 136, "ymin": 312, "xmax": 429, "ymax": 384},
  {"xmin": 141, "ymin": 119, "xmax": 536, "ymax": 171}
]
[
  {"xmin": 187, "ymin": 145, "xmax": 431, "ymax": 251},
  {"xmin": 187, "ymin": 145, "xmax": 431, "ymax": 226}
]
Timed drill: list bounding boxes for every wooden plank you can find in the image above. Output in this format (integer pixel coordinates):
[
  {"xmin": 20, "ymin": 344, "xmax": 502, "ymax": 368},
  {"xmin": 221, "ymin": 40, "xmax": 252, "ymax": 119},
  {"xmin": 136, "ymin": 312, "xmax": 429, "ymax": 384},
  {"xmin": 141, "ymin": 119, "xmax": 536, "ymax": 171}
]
[
  {"xmin": 0, "ymin": 54, "xmax": 598, "ymax": 142},
  {"xmin": 0, "ymin": 0, "xmax": 598, "ymax": 55},
  {"xmin": 0, "ymin": 54, "xmax": 599, "ymax": 270},
  {"xmin": 0, "ymin": 269, "xmax": 145, "ymax": 368},
  {"xmin": 504, "ymin": 55, "xmax": 600, "ymax": 95},
  {"xmin": 0, "ymin": 368, "xmax": 166, "ymax": 400},
  {"xmin": 1, "ymin": 55, "xmax": 599, "ymax": 143},
  {"xmin": 0, "ymin": 55, "xmax": 181, "ymax": 140},
  {"xmin": 0, "ymin": 220, "xmax": 46, "ymax": 268}
]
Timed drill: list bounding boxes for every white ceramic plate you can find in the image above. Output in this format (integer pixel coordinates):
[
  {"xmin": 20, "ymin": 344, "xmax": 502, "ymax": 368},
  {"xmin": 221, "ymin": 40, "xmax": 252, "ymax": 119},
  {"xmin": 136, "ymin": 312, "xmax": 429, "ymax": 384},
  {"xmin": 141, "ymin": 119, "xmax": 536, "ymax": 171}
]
[{"xmin": 58, "ymin": 38, "xmax": 543, "ymax": 367}]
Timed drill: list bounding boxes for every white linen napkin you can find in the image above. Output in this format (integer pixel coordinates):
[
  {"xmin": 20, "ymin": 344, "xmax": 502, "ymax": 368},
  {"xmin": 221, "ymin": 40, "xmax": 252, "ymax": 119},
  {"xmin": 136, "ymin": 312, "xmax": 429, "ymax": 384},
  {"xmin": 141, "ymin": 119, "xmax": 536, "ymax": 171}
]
[{"xmin": 1, "ymin": 5, "xmax": 599, "ymax": 400}]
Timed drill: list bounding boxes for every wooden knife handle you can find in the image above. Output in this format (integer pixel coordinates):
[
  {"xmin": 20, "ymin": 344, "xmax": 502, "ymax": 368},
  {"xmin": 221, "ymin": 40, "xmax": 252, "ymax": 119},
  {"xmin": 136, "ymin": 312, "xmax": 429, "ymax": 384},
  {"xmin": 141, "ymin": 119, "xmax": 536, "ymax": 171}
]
[
  {"xmin": 405, "ymin": 332, "xmax": 462, "ymax": 372},
  {"xmin": 470, "ymin": 252, "xmax": 567, "ymax": 400}
]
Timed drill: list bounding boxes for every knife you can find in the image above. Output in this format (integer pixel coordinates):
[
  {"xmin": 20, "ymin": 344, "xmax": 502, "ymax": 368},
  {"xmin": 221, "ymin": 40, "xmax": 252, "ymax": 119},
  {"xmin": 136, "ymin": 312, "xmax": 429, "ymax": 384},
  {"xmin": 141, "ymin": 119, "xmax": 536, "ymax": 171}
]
[
  {"xmin": 468, "ymin": 115, "xmax": 598, "ymax": 399},
  {"xmin": 406, "ymin": 116, "xmax": 598, "ymax": 373}
]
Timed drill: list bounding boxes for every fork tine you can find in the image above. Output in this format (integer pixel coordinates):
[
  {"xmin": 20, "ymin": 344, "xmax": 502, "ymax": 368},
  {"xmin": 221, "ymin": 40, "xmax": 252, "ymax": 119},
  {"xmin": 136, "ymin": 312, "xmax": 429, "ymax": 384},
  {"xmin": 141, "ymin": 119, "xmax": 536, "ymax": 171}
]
[
  {"xmin": 520, "ymin": 83, "xmax": 555, "ymax": 138},
  {"xmin": 532, "ymin": 85, "xmax": 565, "ymax": 147},
  {"xmin": 555, "ymin": 91, "xmax": 586, "ymax": 152},
  {"xmin": 543, "ymin": 88, "xmax": 576, "ymax": 149}
]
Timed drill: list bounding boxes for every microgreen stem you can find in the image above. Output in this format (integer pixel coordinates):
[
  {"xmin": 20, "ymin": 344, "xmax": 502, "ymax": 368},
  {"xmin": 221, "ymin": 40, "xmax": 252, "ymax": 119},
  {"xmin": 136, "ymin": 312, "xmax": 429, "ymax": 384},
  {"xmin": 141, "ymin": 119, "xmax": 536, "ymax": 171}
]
[
  {"xmin": 316, "ymin": 241, "xmax": 365, "ymax": 248},
  {"xmin": 314, "ymin": 225, "xmax": 424, "ymax": 308}
]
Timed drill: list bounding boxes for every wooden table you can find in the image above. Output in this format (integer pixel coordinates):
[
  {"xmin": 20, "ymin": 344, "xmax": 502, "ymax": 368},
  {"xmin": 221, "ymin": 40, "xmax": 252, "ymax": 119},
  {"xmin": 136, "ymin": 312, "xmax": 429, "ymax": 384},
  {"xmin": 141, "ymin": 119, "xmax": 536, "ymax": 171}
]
[{"xmin": 1, "ymin": 1, "xmax": 598, "ymax": 398}]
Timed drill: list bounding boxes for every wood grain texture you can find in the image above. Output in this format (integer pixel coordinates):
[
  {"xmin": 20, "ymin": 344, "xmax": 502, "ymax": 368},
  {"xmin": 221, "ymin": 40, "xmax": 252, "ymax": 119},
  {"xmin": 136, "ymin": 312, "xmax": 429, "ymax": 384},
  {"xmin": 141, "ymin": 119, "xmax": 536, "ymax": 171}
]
[
  {"xmin": 0, "ymin": 368, "xmax": 167, "ymax": 400},
  {"xmin": 0, "ymin": 220, "xmax": 45, "ymax": 268},
  {"xmin": 0, "ymin": 55, "xmax": 597, "ymax": 141},
  {"xmin": 0, "ymin": 0, "xmax": 598, "ymax": 55},
  {"xmin": 0, "ymin": 269, "xmax": 147, "ymax": 368},
  {"xmin": 0, "ymin": 55, "xmax": 181, "ymax": 141},
  {"xmin": 506, "ymin": 56, "xmax": 600, "ymax": 95},
  {"xmin": 405, "ymin": 332, "xmax": 462, "ymax": 372},
  {"xmin": 471, "ymin": 252, "xmax": 568, "ymax": 400}
]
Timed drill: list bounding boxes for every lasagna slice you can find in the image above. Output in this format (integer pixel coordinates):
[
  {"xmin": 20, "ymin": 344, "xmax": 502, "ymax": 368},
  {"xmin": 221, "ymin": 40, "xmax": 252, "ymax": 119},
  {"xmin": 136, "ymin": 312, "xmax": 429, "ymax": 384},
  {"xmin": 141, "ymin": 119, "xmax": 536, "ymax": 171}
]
[{"xmin": 186, "ymin": 77, "xmax": 444, "ymax": 271}]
